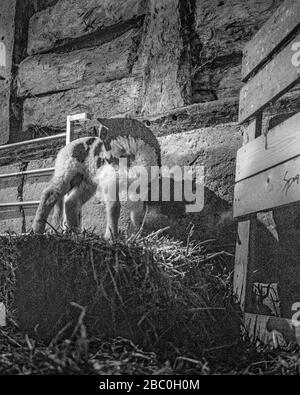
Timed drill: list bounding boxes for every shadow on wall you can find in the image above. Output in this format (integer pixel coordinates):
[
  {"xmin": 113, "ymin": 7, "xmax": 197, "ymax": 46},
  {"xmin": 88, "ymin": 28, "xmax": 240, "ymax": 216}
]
[
  {"xmin": 145, "ymin": 177, "xmax": 235, "ymax": 245},
  {"xmin": 249, "ymin": 202, "xmax": 300, "ymax": 319},
  {"xmin": 159, "ymin": 128, "xmax": 241, "ymax": 204}
]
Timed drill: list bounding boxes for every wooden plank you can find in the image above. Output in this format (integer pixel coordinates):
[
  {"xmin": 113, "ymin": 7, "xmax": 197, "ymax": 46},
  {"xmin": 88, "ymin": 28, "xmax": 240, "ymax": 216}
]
[
  {"xmin": 239, "ymin": 33, "xmax": 300, "ymax": 123},
  {"xmin": 233, "ymin": 116, "xmax": 262, "ymax": 311},
  {"xmin": 139, "ymin": 0, "xmax": 189, "ymax": 115},
  {"xmin": 234, "ymin": 156, "xmax": 300, "ymax": 218},
  {"xmin": 242, "ymin": 0, "xmax": 300, "ymax": 81},
  {"xmin": 236, "ymin": 111, "xmax": 300, "ymax": 182},
  {"xmin": 0, "ymin": 0, "xmax": 16, "ymax": 145},
  {"xmin": 18, "ymin": 28, "xmax": 141, "ymax": 97},
  {"xmin": 140, "ymin": 97, "xmax": 239, "ymax": 137},
  {"xmin": 244, "ymin": 313, "xmax": 300, "ymax": 346},
  {"xmin": 195, "ymin": 0, "xmax": 280, "ymax": 72},
  {"xmin": 234, "ymin": 220, "xmax": 253, "ymax": 311},
  {"xmin": 0, "ymin": 0, "xmax": 16, "ymax": 80},
  {"xmin": 22, "ymin": 76, "xmax": 142, "ymax": 130},
  {"xmin": 27, "ymin": 0, "xmax": 147, "ymax": 55}
]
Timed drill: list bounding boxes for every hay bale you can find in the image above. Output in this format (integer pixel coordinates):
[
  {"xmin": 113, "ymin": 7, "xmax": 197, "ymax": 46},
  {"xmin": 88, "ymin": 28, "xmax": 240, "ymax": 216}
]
[{"xmin": 0, "ymin": 232, "xmax": 240, "ymax": 357}]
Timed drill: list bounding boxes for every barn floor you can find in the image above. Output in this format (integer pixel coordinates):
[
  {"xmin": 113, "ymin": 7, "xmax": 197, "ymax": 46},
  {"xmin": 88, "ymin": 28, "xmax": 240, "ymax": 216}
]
[
  {"xmin": 1, "ymin": 315, "xmax": 299, "ymax": 375},
  {"xmin": 0, "ymin": 231, "xmax": 299, "ymax": 375}
]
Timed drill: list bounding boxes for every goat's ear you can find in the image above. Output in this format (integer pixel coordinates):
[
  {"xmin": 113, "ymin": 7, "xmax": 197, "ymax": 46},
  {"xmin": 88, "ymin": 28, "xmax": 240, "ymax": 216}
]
[
  {"xmin": 99, "ymin": 125, "xmax": 109, "ymax": 141},
  {"xmin": 92, "ymin": 126, "xmax": 98, "ymax": 136}
]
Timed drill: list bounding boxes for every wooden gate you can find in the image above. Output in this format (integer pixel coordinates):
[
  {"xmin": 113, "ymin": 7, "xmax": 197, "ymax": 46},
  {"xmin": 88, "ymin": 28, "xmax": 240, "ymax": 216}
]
[
  {"xmin": 0, "ymin": 113, "xmax": 91, "ymax": 227},
  {"xmin": 234, "ymin": 0, "xmax": 300, "ymax": 346}
]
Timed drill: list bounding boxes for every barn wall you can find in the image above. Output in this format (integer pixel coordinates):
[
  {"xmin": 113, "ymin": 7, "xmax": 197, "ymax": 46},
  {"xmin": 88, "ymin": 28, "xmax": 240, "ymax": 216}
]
[{"xmin": 0, "ymin": 0, "xmax": 293, "ymax": 238}]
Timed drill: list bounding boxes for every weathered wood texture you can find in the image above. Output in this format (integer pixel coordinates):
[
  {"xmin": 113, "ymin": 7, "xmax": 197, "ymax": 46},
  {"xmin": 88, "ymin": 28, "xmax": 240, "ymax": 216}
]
[
  {"xmin": 0, "ymin": 126, "xmax": 87, "ymax": 167},
  {"xmin": 8, "ymin": 0, "xmax": 41, "ymax": 143},
  {"xmin": 140, "ymin": 97, "xmax": 239, "ymax": 136},
  {"xmin": 138, "ymin": 0, "xmax": 191, "ymax": 115},
  {"xmin": 193, "ymin": 0, "xmax": 282, "ymax": 103},
  {"xmin": 239, "ymin": 34, "xmax": 300, "ymax": 123},
  {"xmin": 242, "ymin": 0, "xmax": 300, "ymax": 81},
  {"xmin": 0, "ymin": 0, "xmax": 16, "ymax": 80},
  {"xmin": 233, "ymin": 116, "xmax": 262, "ymax": 310},
  {"xmin": 234, "ymin": 155, "xmax": 300, "ymax": 218},
  {"xmin": 0, "ymin": 97, "xmax": 239, "ymax": 166},
  {"xmin": 236, "ymin": 112, "xmax": 300, "ymax": 182},
  {"xmin": 18, "ymin": 28, "xmax": 142, "ymax": 97},
  {"xmin": 234, "ymin": 220, "xmax": 256, "ymax": 311},
  {"xmin": 12, "ymin": 86, "xmax": 300, "ymax": 142},
  {"xmin": 27, "ymin": 0, "xmax": 148, "ymax": 55},
  {"xmin": 35, "ymin": 0, "xmax": 59, "ymax": 12},
  {"xmin": 22, "ymin": 76, "xmax": 142, "ymax": 130},
  {"xmin": 0, "ymin": 0, "xmax": 16, "ymax": 145},
  {"xmin": 0, "ymin": 83, "xmax": 10, "ymax": 145}
]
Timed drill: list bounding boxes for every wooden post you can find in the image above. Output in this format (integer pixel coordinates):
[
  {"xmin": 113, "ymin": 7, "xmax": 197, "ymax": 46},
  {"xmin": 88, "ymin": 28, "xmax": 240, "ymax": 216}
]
[
  {"xmin": 234, "ymin": 114, "xmax": 262, "ymax": 311},
  {"xmin": 0, "ymin": 0, "xmax": 17, "ymax": 145}
]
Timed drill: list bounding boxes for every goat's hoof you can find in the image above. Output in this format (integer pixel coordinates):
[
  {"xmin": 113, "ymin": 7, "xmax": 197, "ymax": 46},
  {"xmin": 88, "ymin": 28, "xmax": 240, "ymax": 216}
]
[{"xmin": 32, "ymin": 221, "xmax": 44, "ymax": 234}]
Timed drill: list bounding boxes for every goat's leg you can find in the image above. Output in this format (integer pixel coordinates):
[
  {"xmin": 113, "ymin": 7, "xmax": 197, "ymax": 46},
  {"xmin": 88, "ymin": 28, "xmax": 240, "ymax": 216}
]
[
  {"xmin": 64, "ymin": 182, "xmax": 95, "ymax": 232},
  {"xmin": 64, "ymin": 188, "xmax": 82, "ymax": 232},
  {"xmin": 128, "ymin": 200, "xmax": 145, "ymax": 236},
  {"xmin": 104, "ymin": 199, "xmax": 121, "ymax": 240},
  {"xmin": 52, "ymin": 197, "xmax": 64, "ymax": 231},
  {"xmin": 99, "ymin": 172, "xmax": 120, "ymax": 240},
  {"xmin": 32, "ymin": 180, "xmax": 68, "ymax": 234}
]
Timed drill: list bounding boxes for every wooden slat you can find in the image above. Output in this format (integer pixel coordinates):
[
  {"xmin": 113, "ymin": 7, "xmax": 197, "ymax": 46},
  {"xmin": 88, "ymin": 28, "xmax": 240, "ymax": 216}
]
[
  {"xmin": 239, "ymin": 34, "xmax": 300, "ymax": 123},
  {"xmin": 236, "ymin": 111, "xmax": 300, "ymax": 182},
  {"xmin": 0, "ymin": 0, "xmax": 16, "ymax": 145},
  {"xmin": 0, "ymin": 0, "xmax": 16, "ymax": 80},
  {"xmin": 23, "ymin": 76, "xmax": 142, "ymax": 130},
  {"xmin": 18, "ymin": 29, "xmax": 140, "ymax": 97},
  {"xmin": 244, "ymin": 313, "xmax": 300, "ymax": 346},
  {"xmin": 234, "ymin": 220, "xmax": 255, "ymax": 311},
  {"xmin": 242, "ymin": 0, "xmax": 300, "ymax": 81},
  {"xmin": 234, "ymin": 156, "xmax": 300, "ymax": 218},
  {"xmin": 27, "ymin": 0, "xmax": 146, "ymax": 55},
  {"xmin": 234, "ymin": 116, "xmax": 262, "ymax": 310}
]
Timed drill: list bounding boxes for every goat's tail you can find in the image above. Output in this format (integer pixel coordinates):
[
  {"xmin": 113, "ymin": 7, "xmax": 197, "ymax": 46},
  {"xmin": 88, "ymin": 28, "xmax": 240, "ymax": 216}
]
[{"xmin": 52, "ymin": 197, "xmax": 64, "ymax": 231}]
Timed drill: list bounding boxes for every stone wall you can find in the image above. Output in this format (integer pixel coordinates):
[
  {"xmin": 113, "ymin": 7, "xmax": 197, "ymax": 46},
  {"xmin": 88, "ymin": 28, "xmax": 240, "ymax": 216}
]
[{"xmin": 0, "ymin": 0, "xmax": 294, "ymax": 239}]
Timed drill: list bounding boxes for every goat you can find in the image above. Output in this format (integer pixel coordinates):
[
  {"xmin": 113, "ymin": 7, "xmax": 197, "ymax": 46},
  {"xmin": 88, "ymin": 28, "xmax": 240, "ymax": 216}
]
[{"xmin": 32, "ymin": 118, "xmax": 161, "ymax": 239}]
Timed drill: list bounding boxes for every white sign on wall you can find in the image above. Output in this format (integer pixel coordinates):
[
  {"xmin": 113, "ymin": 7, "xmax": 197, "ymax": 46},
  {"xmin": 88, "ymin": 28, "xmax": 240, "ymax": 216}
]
[{"xmin": 0, "ymin": 41, "xmax": 6, "ymax": 67}]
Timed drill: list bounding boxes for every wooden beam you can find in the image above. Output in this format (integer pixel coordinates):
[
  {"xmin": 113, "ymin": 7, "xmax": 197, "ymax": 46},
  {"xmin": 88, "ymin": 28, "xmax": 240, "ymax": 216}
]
[
  {"xmin": 242, "ymin": 0, "xmax": 300, "ymax": 81},
  {"xmin": 22, "ymin": 76, "xmax": 143, "ymax": 131},
  {"xmin": 234, "ymin": 155, "xmax": 300, "ymax": 218},
  {"xmin": 236, "ymin": 111, "xmax": 300, "ymax": 182},
  {"xmin": 234, "ymin": 219, "xmax": 255, "ymax": 311},
  {"xmin": 239, "ymin": 34, "xmax": 300, "ymax": 123},
  {"xmin": 27, "ymin": 0, "xmax": 147, "ymax": 55},
  {"xmin": 233, "ymin": 116, "xmax": 262, "ymax": 310},
  {"xmin": 17, "ymin": 29, "xmax": 141, "ymax": 97},
  {"xmin": 0, "ymin": 0, "xmax": 16, "ymax": 80},
  {"xmin": 0, "ymin": 0, "xmax": 16, "ymax": 145}
]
